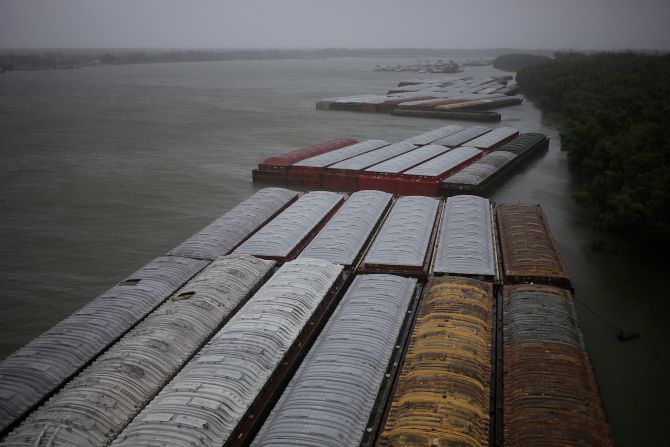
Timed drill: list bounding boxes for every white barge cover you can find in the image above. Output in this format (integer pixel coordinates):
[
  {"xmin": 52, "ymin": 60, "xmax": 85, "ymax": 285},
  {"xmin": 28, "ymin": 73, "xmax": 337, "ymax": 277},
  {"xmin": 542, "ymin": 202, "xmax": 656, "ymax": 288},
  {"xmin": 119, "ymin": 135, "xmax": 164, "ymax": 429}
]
[
  {"xmin": 402, "ymin": 125, "xmax": 464, "ymax": 145},
  {"xmin": 293, "ymin": 140, "xmax": 388, "ymax": 168},
  {"xmin": 404, "ymin": 146, "xmax": 482, "ymax": 177},
  {"xmin": 433, "ymin": 126, "xmax": 491, "ymax": 147},
  {"xmin": 465, "ymin": 126, "xmax": 519, "ymax": 150},
  {"xmin": 234, "ymin": 191, "xmax": 343, "ymax": 259},
  {"xmin": 443, "ymin": 151, "xmax": 517, "ymax": 186},
  {"xmin": 1, "ymin": 255, "xmax": 275, "ymax": 447},
  {"xmin": 328, "ymin": 141, "xmax": 417, "ymax": 171},
  {"xmin": 298, "ymin": 190, "xmax": 393, "ymax": 266},
  {"xmin": 365, "ymin": 144, "xmax": 448, "ymax": 174},
  {"xmin": 363, "ymin": 196, "xmax": 439, "ymax": 268},
  {"xmin": 168, "ymin": 187, "xmax": 298, "ymax": 260},
  {"xmin": 252, "ymin": 274, "xmax": 416, "ymax": 447},
  {"xmin": 434, "ymin": 195, "xmax": 496, "ymax": 276},
  {"xmin": 111, "ymin": 258, "xmax": 344, "ymax": 447}
]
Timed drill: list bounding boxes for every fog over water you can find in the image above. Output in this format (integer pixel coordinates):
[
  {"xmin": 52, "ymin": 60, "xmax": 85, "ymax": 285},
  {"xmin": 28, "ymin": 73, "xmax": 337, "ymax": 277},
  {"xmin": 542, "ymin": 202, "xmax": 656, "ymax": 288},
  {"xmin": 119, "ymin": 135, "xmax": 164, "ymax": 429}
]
[{"xmin": 1, "ymin": 0, "xmax": 670, "ymax": 50}]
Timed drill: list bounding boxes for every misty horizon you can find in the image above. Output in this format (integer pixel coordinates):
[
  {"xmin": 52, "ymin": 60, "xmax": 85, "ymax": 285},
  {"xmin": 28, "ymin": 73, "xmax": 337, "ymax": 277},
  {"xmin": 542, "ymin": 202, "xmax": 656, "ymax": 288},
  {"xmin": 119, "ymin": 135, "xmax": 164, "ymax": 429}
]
[{"xmin": 2, "ymin": 0, "xmax": 669, "ymax": 51}]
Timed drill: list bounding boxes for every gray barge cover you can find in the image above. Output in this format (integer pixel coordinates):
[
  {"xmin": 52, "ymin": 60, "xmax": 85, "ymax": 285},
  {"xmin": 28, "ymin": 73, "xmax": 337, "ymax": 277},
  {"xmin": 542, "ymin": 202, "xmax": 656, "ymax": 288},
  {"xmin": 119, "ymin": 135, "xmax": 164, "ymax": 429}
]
[
  {"xmin": 328, "ymin": 141, "xmax": 417, "ymax": 171},
  {"xmin": 465, "ymin": 126, "xmax": 518, "ymax": 150},
  {"xmin": 404, "ymin": 146, "xmax": 482, "ymax": 177},
  {"xmin": 168, "ymin": 187, "xmax": 298, "ymax": 260},
  {"xmin": 0, "ymin": 255, "xmax": 208, "ymax": 435},
  {"xmin": 234, "ymin": 191, "xmax": 343, "ymax": 259},
  {"xmin": 434, "ymin": 195, "xmax": 495, "ymax": 276},
  {"xmin": 443, "ymin": 151, "xmax": 516, "ymax": 187},
  {"xmin": 293, "ymin": 140, "xmax": 388, "ymax": 168},
  {"xmin": 363, "ymin": 196, "xmax": 439, "ymax": 268},
  {"xmin": 252, "ymin": 274, "xmax": 416, "ymax": 447},
  {"xmin": 365, "ymin": 145, "xmax": 448, "ymax": 174},
  {"xmin": 0, "ymin": 255, "xmax": 274, "ymax": 447},
  {"xmin": 111, "ymin": 259, "xmax": 344, "ymax": 447},
  {"xmin": 504, "ymin": 286, "xmax": 584, "ymax": 349},
  {"xmin": 402, "ymin": 125, "xmax": 464, "ymax": 145},
  {"xmin": 298, "ymin": 190, "xmax": 393, "ymax": 266},
  {"xmin": 433, "ymin": 126, "xmax": 491, "ymax": 147}
]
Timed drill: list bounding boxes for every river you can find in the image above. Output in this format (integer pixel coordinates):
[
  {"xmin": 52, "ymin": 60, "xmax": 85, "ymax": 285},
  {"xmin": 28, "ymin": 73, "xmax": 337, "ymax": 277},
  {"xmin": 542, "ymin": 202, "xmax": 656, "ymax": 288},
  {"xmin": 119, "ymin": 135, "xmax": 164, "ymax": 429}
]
[{"xmin": 0, "ymin": 56, "xmax": 667, "ymax": 446}]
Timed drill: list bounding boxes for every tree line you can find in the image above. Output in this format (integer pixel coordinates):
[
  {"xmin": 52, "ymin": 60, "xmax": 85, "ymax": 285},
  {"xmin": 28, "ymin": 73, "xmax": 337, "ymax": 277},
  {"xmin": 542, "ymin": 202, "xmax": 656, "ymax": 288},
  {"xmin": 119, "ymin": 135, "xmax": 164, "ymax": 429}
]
[
  {"xmin": 0, "ymin": 48, "xmax": 531, "ymax": 71},
  {"xmin": 516, "ymin": 52, "xmax": 670, "ymax": 248},
  {"xmin": 492, "ymin": 53, "xmax": 550, "ymax": 71}
]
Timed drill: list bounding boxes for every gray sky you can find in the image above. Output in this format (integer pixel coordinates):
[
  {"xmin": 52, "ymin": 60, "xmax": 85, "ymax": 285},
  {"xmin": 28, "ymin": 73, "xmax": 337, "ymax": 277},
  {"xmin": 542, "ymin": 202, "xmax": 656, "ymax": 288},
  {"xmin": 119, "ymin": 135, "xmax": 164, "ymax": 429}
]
[{"xmin": 1, "ymin": 0, "xmax": 669, "ymax": 50}]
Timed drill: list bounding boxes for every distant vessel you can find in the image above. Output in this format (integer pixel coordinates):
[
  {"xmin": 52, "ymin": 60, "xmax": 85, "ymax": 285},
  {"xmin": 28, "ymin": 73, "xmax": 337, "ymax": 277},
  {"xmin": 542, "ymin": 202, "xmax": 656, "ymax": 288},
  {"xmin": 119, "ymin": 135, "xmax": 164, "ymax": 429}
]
[{"xmin": 373, "ymin": 59, "xmax": 462, "ymax": 73}]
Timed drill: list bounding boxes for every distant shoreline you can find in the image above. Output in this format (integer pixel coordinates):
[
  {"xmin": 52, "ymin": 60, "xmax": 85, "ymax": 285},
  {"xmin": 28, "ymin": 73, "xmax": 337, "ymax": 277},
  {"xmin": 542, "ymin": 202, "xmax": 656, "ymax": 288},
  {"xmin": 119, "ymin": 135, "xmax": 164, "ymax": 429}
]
[{"xmin": 0, "ymin": 48, "xmax": 550, "ymax": 72}]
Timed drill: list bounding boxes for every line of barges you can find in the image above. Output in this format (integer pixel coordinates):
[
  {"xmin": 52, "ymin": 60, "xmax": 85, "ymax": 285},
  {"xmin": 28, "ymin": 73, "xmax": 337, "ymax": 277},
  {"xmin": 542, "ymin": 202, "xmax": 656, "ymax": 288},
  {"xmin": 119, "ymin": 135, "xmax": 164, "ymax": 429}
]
[
  {"xmin": 0, "ymin": 188, "xmax": 613, "ymax": 447},
  {"xmin": 317, "ymin": 76, "xmax": 522, "ymax": 116},
  {"xmin": 253, "ymin": 125, "xmax": 548, "ymax": 197}
]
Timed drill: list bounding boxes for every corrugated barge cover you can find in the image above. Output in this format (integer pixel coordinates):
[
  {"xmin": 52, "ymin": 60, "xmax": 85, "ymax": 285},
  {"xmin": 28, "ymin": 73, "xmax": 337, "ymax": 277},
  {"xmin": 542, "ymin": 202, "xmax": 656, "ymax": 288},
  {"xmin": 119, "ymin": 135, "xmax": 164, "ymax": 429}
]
[
  {"xmin": 298, "ymin": 190, "xmax": 393, "ymax": 266},
  {"xmin": 503, "ymin": 285, "xmax": 584, "ymax": 348},
  {"xmin": 403, "ymin": 146, "xmax": 482, "ymax": 177},
  {"xmin": 1, "ymin": 255, "xmax": 275, "ymax": 447},
  {"xmin": 0, "ymin": 255, "xmax": 208, "ymax": 435},
  {"xmin": 234, "ymin": 191, "xmax": 343, "ymax": 259},
  {"xmin": 252, "ymin": 274, "xmax": 416, "ymax": 447},
  {"xmin": 168, "ymin": 188, "xmax": 298, "ymax": 260},
  {"xmin": 494, "ymin": 132, "xmax": 546, "ymax": 156},
  {"xmin": 292, "ymin": 140, "xmax": 388, "ymax": 168},
  {"xmin": 402, "ymin": 125, "xmax": 464, "ymax": 145},
  {"xmin": 434, "ymin": 195, "xmax": 495, "ymax": 276},
  {"xmin": 443, "ymin": 151, "xmax": 517, "ymax": 186},
  {"xmin": 363, "ymin": 196, "xmax": 439, "ymax": 268},
  {"xmin": 259, "ymin": 139, "xmax": 358, "ymax": 168},
  {"xmin": 328, "ymin": 141, "xmax": 418, "ymax": 171},
  {"xmin": 378, "ymin": 277, "xmax": 492, "ymax": 447},
  {"xmin": 395, "ymin": 97, "xmax": 468, "ymax": 109},
  {"xmin": 433, "ymin": 126, "xmax": 491, "ymax": 147},
  {"xmin": 112, "ymin": 259, "xmax": 344, "ymax": 447},
  {"xmin": 496, "ymin": 204, "xmax": 569, "ymax": 283},
  {"xmin": 465, "ymin": 126, "xmax": 518, "ymax": 149},
  {"xmin": 365, "ymin": 144, "xmax": 448, "ymax": 174},
  {"xmin": 503, "ymin": 285, "xmax": 613, "ymax": 447}
]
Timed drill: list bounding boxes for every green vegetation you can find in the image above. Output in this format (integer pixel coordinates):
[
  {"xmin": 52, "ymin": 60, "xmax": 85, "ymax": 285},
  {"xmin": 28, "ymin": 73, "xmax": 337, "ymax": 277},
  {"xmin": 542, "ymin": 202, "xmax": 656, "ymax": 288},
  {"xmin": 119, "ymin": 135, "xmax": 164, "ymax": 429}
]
[
  {"xmin": 516, "ymin": 52, "xmax": 670, "ymax": 247},
  {"xmin": 493, "ymin": 53, "xmax": 551, "ymax": 71}
]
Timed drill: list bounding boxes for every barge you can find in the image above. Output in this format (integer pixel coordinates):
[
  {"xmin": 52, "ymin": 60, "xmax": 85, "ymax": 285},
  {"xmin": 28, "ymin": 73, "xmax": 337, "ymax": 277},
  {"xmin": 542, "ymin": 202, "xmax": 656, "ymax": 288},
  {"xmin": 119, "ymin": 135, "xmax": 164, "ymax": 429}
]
[
  {"xmin": 0, "ymin": 188, "xmax": 612, "ymax": 447},
  {"xmin": 252, "ymin": 139, "xmax": 358, "ymax": 185},
  {"xmin": 252, "ymin": 126, "xmax": 548, "ymax": 198},
  {"xmin": 317, "ymin": 76, "xmax": 523, "ymax": 117},
  {"xmin": 440, "ymin": 132, "xmax": 550, "ymax": 195}
]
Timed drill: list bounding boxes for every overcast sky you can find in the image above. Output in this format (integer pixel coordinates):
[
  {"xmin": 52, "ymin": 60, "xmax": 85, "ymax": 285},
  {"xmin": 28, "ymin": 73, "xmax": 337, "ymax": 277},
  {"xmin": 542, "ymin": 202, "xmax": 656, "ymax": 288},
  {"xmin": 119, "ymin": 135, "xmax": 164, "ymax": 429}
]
[{"xmin": 1, "ymin": 0, "xmax": 669, "ymax": 50}]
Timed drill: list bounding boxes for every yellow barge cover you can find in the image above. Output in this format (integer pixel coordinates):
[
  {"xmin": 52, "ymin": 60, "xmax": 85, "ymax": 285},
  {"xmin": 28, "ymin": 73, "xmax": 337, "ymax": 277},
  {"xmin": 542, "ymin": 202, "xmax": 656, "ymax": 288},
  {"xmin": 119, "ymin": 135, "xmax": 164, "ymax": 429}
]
[{"xmin": 377, "ymin": 277, "xmax": 493, "ymax": 447}]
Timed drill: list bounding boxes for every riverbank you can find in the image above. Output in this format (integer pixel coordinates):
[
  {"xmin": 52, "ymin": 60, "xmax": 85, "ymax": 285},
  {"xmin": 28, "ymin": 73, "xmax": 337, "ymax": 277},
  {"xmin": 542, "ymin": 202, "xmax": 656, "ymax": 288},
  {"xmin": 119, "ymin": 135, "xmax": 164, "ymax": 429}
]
[{"xmin": 516, "ymin": 52, "xmax": 670, "ymax": 250}]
